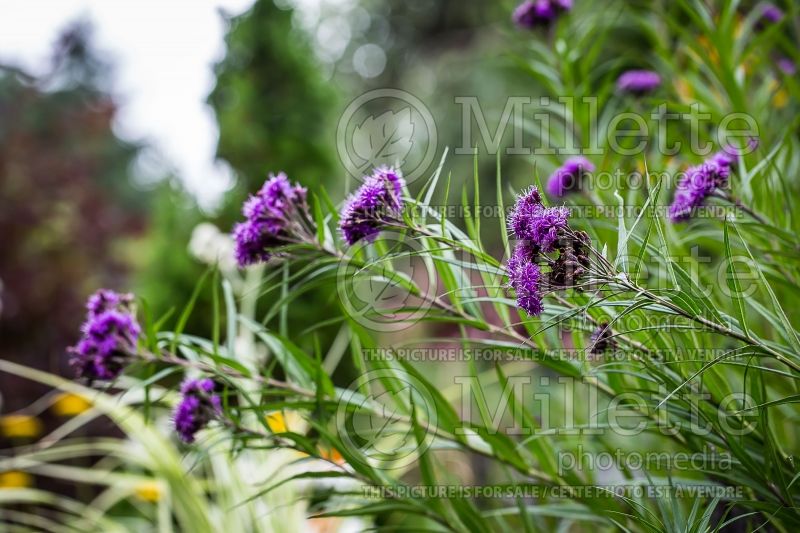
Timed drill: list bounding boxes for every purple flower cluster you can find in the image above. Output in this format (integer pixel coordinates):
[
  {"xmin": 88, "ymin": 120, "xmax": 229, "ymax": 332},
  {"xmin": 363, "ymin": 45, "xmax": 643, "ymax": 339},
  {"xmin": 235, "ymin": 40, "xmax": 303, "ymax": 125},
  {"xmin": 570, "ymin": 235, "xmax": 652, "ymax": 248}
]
[
  {"xmin": 668, "ymin": 149, "xmax": 737, "ymax": 222},
  {"xmin": 339, "ymin": 166, "xmax": 405, "ymax": 245},
  {"xmin": 513, "ymin": 0, "xmax": 572, "ymax": 29},
  {"xmin": 68, "ymin": 290, "xmax": 140, "ymax": 382},
  {"xmin": 761, "ymin": 3, "xmax": 783, "ymax": 24},
  {"xmin": 506, "ymin": 242, "xmax": 544, "ymax": 316},
  {"xmin": 616, "ymin": 70, "xmax": 662, "ymax": 95},
  {"xmin": 506, "ymin": 186, "xmax": 590, "ymax": 316},
  {"xmin": 174, "ymin": 378, "xmax": 222, "ymax": 443},
  {"xmin": 546, "ymin": 156, "xmax": 595, "ymax": 198},
  {"xmin": 233, "ymin": 172, "xmax": 308, "ymax": 267},
  {"xmin": 777, "ymin": 57, "xmax": 796, "ymax": 76},
  {"xmin": 509, "ymin": 186, "xmax": 570, "ymax": 253}
]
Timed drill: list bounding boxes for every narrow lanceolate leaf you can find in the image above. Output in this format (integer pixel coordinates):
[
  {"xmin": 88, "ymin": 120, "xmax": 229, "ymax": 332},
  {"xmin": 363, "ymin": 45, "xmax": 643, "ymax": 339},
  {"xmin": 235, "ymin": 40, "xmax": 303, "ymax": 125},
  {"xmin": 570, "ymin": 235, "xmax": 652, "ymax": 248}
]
[
  {"xmin": 312, "ymin": 192, "xmax": 327, "ymax": 247},
  {"xmin": 170, "ymin": 269, "xmax": 211, "ymax": 355},
  {"xmin": 420, "ymin": 146, "xmax": 450, "ymax": 217},
  {"xmin": 222, "ymin": 278, "xmax": 238, "ymax": 358},
  {"xmin": 497, "ymin": 151, "xmax": 510, "ymax": 260},
  {"xmin": 723, "ymin": 221, "xmax": 750, "ymax": 338},
  {"xmin": 732, "ymin": 221, "xmax": 800, "ymax": 357},
  {"xmin": 473, "ymin": 150, "xmax": 481, "ymax": 250},
  {"xmin": 613, "ymin": 190, "xmax": 628, "ymax": 272}
]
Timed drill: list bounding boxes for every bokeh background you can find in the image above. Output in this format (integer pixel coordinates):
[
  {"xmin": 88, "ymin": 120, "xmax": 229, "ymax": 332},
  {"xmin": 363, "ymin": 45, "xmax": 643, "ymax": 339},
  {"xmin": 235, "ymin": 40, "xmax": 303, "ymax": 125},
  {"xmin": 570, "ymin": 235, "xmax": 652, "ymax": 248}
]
[{"xmin": 0, "ymin": 0, "xmax": 525, "ymax": 486}]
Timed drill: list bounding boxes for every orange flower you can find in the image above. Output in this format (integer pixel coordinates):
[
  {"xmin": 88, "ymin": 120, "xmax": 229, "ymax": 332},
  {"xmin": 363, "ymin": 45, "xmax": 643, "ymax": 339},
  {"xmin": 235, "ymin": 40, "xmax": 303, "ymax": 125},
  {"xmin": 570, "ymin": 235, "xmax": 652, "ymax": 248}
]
[
  {"xmin": 319, "ymin": 446, "xmax": 345, "ymax": 465},
  {"xmin": 697, "ymin": 36, "xmax": 720, "ymax": 67}
]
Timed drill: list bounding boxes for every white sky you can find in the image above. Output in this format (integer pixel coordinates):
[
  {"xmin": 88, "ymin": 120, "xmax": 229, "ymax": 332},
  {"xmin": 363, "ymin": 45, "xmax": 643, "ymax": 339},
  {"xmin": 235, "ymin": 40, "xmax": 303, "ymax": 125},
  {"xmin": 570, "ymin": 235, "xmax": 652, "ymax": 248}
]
[{"xmin": 0, "ymin": 0, "xmax": 258, "ymax": 209}]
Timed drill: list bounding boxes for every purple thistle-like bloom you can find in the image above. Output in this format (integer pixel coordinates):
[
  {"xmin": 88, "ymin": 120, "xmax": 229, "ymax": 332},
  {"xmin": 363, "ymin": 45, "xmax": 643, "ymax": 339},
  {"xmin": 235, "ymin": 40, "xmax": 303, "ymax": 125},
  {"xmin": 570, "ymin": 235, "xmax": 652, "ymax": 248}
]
[
  {"xmin": 68, "ymin": 290, "xmax": 140, "ymax": 382},
  {"xmin": 668, "ymin": 151, "xmax": 734, "ymax": 222},
  {"xmin": 546, "ymin": 156, "xmax": 595, "ymax": 197},
  {"xmin": 529, "ymin": 206, "xmax": 571, "ymax": 252},
  {"xmin": 339, "ymin": 166, "xmax": 405, "ymax": 245},
  {"xmin": 233, "ymin": 172, "xmax": 308, "ymax": 267},
  {"xmin": 761, "ymin": 3, "xmax": 783, "ymax": 24},
  {"xmin": 617, "ymin": 70, "xmax": 662, "ymax": 95},
  {"xmin": 512, "ymin": 0, "xmax": 571, "ymax": 29},
  {"xmin": 708, "ymin": 148, "xmax": 737, "ymax": 169},
  {"xmin": 777, "ymin": 57, "xmax": 796, "ymax": 76},
  {"xmin": 86, "ymin": 289, "xmax": 133, "ymax": 316},
  {"xmin": 174, "ymin": 378, "xmax": 222, "ymax": 443},
  {"xmin": 508, "ymin": 186, "xmax": 570, "ymax": 252},
  {"xmin": 505, "ymin": 184, "xmax": 590, "ymax": 317},
  {"xmin": 506, "ymin": 242, "xmax": 544, "ymax": 316}
]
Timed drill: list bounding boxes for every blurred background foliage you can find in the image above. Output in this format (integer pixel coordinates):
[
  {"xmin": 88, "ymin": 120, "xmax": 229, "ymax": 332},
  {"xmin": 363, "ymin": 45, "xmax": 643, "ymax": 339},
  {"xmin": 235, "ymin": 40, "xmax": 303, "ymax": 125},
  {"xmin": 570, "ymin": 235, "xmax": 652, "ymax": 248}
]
[
  {"xmin": 0, "ymin": 0, "xmax": 516, "ymax": 441},
  {"xmin": 0, "ymin": 0, "xmax": 526, "ymax": 470},
  {"xmin": 209, "ymin": 0, "xmax": 339, "ymax": 196},
  {"xmin": 0, "ymin": 22, "xmax": 147, "ymax": 415}
]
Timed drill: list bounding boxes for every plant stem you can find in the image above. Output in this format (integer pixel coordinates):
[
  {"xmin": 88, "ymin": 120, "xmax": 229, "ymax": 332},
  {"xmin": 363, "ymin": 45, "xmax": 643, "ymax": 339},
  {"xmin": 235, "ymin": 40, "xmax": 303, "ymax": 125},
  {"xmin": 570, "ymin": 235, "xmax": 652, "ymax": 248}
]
[
  {"xmin": 139, "ymin": 351, "xmax": 558, "ymax": 485},
  {"xmin": 715, "ymin": 191, "xmax": 770, "ymax": 226},
  {"xmin": 618, "ymin": 280, "xmax": 800, "ymax": 374}
]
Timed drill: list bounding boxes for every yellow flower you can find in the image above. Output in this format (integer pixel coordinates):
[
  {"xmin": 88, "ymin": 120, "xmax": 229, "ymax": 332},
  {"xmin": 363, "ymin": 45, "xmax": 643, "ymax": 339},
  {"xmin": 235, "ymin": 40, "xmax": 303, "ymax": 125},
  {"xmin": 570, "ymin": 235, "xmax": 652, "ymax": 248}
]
[
  {"xmin": 0, "ymin": 471, "xmax": 33, "ymax": 489},
  {"xmin": 734, "ymin": 15, "xmax": 744, "ymax": 39},
  {"xmin": 674, "ymin": 78, "xmax": 694, "ymax": 104},
  {"xmin": 266, "ymin": 411, "xmax": 288, "ymax": 433},
  {"xmin": 134, "ymin": 481, "xmax": 162, "ymax": 502},
  {"xmin": 773, "ymin": 89, "xmax": 789, "ymax": 109},
  {"xmin": 51, "ymin": 393, "xmax": 92, "ymax": 416},
  {"xmin": 0, "ymin": 415, "xmax": 43, "ymax": 439}
]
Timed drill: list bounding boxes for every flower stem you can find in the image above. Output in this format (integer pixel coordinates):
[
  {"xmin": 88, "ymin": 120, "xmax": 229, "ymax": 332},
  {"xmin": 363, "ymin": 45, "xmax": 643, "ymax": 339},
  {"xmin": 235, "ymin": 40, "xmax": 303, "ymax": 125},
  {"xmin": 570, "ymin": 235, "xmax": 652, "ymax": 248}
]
[{"xmin": 618, "ymin": 280, "xmax": 800, "ymax": 374}]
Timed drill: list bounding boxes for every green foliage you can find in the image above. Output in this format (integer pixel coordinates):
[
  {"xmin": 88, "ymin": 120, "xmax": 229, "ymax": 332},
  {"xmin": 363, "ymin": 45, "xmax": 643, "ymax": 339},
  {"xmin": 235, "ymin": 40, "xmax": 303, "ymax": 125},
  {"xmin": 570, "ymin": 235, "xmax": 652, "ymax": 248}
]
[
  {"xmin": 0, "ymin": 22, "xmax": 148, "ymax": 414},
  {"xmin": 4, "ymin": 1, "xmax": 800, "ymax": 532},
  {"xmin": 209, "ymin": 0, "xmax": 339, "ymax": 194},
  {"xmin": 132, "ymin": 182, "xmax": 214, "ymax": 335}
]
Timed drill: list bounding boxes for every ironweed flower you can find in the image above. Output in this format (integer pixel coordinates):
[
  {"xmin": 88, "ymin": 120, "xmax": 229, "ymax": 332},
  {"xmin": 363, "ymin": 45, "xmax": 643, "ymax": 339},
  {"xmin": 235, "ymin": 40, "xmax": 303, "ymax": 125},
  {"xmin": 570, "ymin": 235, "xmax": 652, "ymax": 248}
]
[
  {"xmin": 513, "ymin": 0, "xmax": 571, "ymax": 29},
  {"xmin": 508, "ymin": 186, "xmax": 570, "ymax": 252},
  {"xmin": 86, "ymin": 289, "xmax": 132, "ymax": 316},
  {"xmin": 506, "ymin": 242, "xmax": 544, "ymax": 316},
  {"xmin": 339, "ymin": 166, "xmax": 405, "ymax": 245},
  {"xmin": 777, "ymin": 57, "xmax": 796, "ymax": 76},
  {"xmin": 233, "ymin": 172, "xmax": 310, "ymax": 267},
  {"xmin": 174, "ymin": 378, "xmax": 222, "ymax": 443},
  {"xmin": 506, "ymin": 187, "xmax": 591, "ymax": 316},
  {"xmin": 761, "ymin": 3, "xmax": 783, "ymax": 24},
  {"xmin": 546, "ymin": 156, "xmax": 595, "ymax": 198},
  {"xmin": 617, "ymin": 70, "xmax": 662, "ymax": 95},
  {"xmin": 669, "ymin": 149, "xmax": 736, "ymax": 222},
  {"xmin": 69, "ymin": 289, "xmax": 140, "ymax": 382},
  {"xmin": 549, "ymin": 231, "xmax": 591, "ymax": 287}
]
